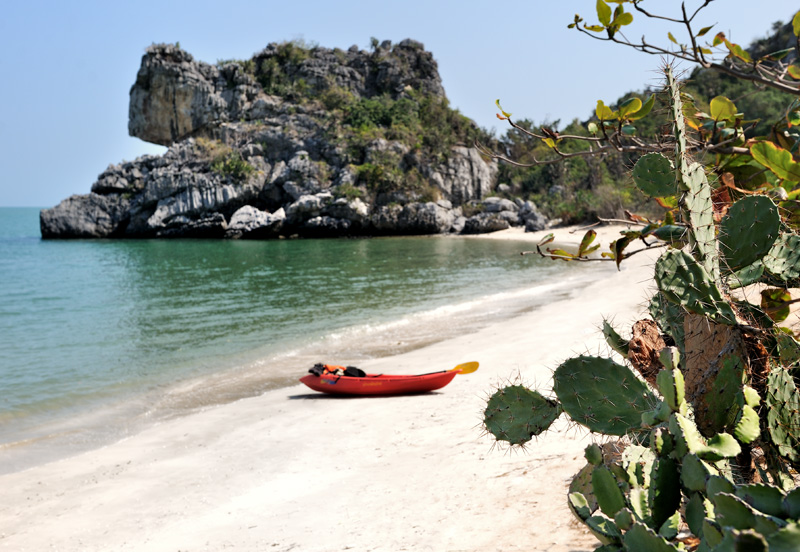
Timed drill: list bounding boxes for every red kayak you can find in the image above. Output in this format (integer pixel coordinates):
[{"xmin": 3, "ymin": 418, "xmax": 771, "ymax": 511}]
[
  {"xmin": 299, "ymin": 362, "xmax": 478, "ymax": 396},
  {"xmin": 300, "ymin": 371, "xmax": 458, "ymax": 396}
]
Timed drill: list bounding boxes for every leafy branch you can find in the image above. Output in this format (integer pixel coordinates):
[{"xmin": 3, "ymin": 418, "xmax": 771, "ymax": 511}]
[{"xmin": 570, "ymin": 0, "xmax": 800, "ymax": 96}]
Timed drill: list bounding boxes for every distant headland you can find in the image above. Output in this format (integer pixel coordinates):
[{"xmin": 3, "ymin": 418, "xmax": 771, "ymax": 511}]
[{"xmin": 40, "ymin": 40, "xmax": 549, "ymax": 239}]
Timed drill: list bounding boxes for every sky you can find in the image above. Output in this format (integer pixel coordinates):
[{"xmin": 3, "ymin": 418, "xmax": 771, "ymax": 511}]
[{"xmin": 1, "ymin": 0, "xmax": 797, "ymax": 207}]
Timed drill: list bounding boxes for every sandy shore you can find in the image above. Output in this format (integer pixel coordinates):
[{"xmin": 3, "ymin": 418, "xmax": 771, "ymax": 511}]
[{"xmin": 0, "ymin": 224, "xmax": 659, "ymax": 552}]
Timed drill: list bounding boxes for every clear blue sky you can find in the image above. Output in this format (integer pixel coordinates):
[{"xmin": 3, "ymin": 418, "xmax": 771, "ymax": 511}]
[{"xmin": 1, "ymin": 0, "xmax": 797, "ymax": 207}]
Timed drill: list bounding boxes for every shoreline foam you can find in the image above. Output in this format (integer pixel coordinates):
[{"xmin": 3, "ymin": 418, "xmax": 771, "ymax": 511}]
[{"xmin": 0, "ymin": 224, "xmax": 658, "ymax": 551}]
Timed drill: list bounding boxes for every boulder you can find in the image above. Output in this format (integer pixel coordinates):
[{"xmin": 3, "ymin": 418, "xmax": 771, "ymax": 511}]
[
  {"xmin": 304, "ymin": 216, "xmax": 352, "ymax": 236},
  {"xmin": 226, "ymin": 206, "xmax": 285, "ymax": 238},
  {"xmin": 371, "ymin": 202, "xmax": 454, "ymax": 235},
  {"xmin": 461, "ymin": 212, "xmax": 512, "ymax": 234},
  {"xmin": 517, "ymin": 200, "xmax": 549, "ymax": 232},
  {"xmin": 483, "ymin": 197, "xmax": 518, "ymax": 213},
  {"xmin": 40, "ymin": 193, "xmax": 131, "ymax": 238}
]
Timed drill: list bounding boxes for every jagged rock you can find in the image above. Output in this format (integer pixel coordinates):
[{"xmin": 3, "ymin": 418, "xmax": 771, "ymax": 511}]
[
  {"xmin": 372, "ymin": 202, "xmax": 454, "ymax": 235},
  {"xmin": 304, "ymin": 216, "xmax": 352, "ymax": 236},
  {"xmin": 156, "ymin": 213, "xmax": 227, "ymax": 238},
  {"xmin": 518, "ymin": 200, "xmax": 549, "ymax": 232},
  {"xmin": 323, "ymin": 198, "xmax": 369, "ymax": 224},
  {"xmin": 226, "ymin": 206, "xmax": 285, "ymax": 238},
  {"xmin": 462, "ymin": 212, "xmax": 512, "ymax": 234},
  {"xmin": 286, "ymin": 193, "xmax": 333, "ymax": 224},
  {"xmin": 426, "ymin": 146, "xmax": 495, "ymax": 205},
  {"xmin": 451, "ymin": 216, "xmax": 467, "ymax": 234},
  {"xmin": 40, "ymin": 193, "xmax": 131, "ymax": 238},
  {"xmin": 129, "ymin": 45, "xmax": 231, "ymax": 145},
  {"xmin": 483, "ymin": 197, "xmax": 518, "ymax": 213}
]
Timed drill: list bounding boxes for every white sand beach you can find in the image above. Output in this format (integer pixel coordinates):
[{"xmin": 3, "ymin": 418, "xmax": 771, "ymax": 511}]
[{"xmin": 0, "ymin": 224, "xmax": 660, "ymax": 552}]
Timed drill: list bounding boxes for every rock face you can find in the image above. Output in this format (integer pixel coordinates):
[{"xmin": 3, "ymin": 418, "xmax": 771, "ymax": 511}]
[{"xmin": 43, "ymin": 40, "xmax": 548, "ymax": 239}]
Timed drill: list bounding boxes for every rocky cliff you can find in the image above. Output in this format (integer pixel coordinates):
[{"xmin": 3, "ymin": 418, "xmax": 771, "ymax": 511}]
[{"xmin": 41, "ymin": 40, "xmax": 548, "ymax": 239}]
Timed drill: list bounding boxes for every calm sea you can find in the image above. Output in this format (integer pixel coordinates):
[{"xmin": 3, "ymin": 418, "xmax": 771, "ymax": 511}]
[{"xmin": 0, "ymin": 207, "xmax": 587, "ymax": 473}]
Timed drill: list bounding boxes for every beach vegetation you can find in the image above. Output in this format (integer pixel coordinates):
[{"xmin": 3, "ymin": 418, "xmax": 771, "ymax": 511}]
[
  {"xmin": 333, "ymin": 183, "xmax": 364, "ymax": 201},
  {"xmin": 196, "ymin": 138, "xmax": 255, "ymax": 183},
  {"xmin": 211, "ymin": 151, "xmax": 255, "ymax": 183},
  {"xmin": 483, "ymin": 4, "xmax": 800, "ymax": 550}
]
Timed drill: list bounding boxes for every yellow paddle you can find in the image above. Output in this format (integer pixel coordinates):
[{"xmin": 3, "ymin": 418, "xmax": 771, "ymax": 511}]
[
  {"xmin": 419, "ymin": 361, "xmax": 479, "ymax": 376},
  {"xmin": 453, "ymin": 361, "xmax": 479, "ymax": 374}
]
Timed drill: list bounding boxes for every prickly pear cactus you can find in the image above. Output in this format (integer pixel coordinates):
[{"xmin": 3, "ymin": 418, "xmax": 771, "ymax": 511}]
[
  {"xmin": 763, "ymin": 232, "xmax": 800, "ymax": 284},
  {"xmin": 483, "ymin": 385, "xmax": 561, "ymax": 446},
  {"xmin": 719, "ymin": 195, "xmax": 781, "ymax": 273},
  {"xmin": 654, "ymin": 249, "xmax": 736, "ymax": 324},
  {"xmin": 765, "ymin": 368, "xmax": 800, "ymax": 464},
  {"xmin": 632, "ymin": 153, "xmax": 675, "ymax": 198},
  {"xmin": 483, "ymin": 64, "xmax": 800, "ymax": 551},
  {"xmin": 553, "ymin": 356, "xmax": 656, "ymax": 436}
]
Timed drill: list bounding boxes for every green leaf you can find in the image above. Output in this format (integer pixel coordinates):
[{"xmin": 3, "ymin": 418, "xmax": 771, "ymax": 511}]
[
  {"xmin": 546, "ymin": 248, "xmax": 576, "ymax": 260},
  {"xmin": 612, "ymin": 11, "xmax": 633, "ymax": 27},
  {"xmin": 788, "ymin": 65, "xmax": 800, "ymax": 80},
  {"xmin": 727, "ymin": 41, "xmax": 752, "ymax": 63},
  {"xmin": 697, "ymin": 25, "xmax": 714, "ymax": 37},
  {"xmin": 750, "ymin": 141, "xmax": 800, "ymax": 182},
  {"xmin": 618, "ymin": 97, "xmax": 642, "ymax": 118},
  {"xmin": 628, "ymin": 93, "xmax": 655, "ymax": 120},
  {"xmin": 793, "ymin": 10, "xmax": 800, "ymax": 37},
  {"xmin": 668, "ymin": 32, "xmax": 678, "ymax": 44},
  {"xmin": 578, "ymin": 230, "xmax": 597, "ymax": 257},
  {"xmin": 596, "ymin": 0, "xmax": 612, "ymax": 26},
  {"xmin": 587, "ymin": 122, "xmax": 599, "ymax": 134},
  {"xmin": 584, "ymin": 24, "xmax": 606, "ymax": 32},
  {"xmin": 621, "ymin": 125, "xmax": 636, "ymax": 135},
  {"xmin": 596, "ymin": 100, "xmax": 616, "ymax": 121},
  {"xmin": 710, "ymin": 96, "xmax": 737, "ymax": 121},
  {"xmin": 760, "ymin": 48, "xmax": 794, "ymax": 62}
]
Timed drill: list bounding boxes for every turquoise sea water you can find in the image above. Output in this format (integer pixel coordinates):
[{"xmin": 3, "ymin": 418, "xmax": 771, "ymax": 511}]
[{"xmin": 0, "ymin": 207, "xmax": 587, "ymax": 473}]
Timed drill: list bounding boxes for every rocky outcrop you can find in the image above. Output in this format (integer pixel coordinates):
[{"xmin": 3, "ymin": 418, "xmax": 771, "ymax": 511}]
[
  {"xmin": 42, "ymin": 40, "xmax": 549, "ymax": 239},
  {"xmin": 40, "ymin": 193, "xmax": 131, "ymax": 238},
  {"xmin": 128, "ymin": 41, "xmax": 444, "ymax": 147}
]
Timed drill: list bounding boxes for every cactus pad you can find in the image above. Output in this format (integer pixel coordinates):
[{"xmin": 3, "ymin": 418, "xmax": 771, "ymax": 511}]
[
  {"xmin": 765, "ymin": 368, "xmax": 800, "ymax": 464},
  {"xmin": 704, "ymin": 354, "xmax": 746, "ymax": 433},
  {"xmin": 602, "ymin": 319, "xmax": 630, "ymax": 357},
  {"xmin": 632, "ymin": 153, "xmax": 676, "ymax": 198},
  {"xmin": 553, "ymin": 356, "xmax": 657, "ymax": 435},
  {"xmin": 592, "ymin": 465, "xmax": 626, "ymax": 517},
  {"xmin": 763, "ymin": 232, "xmax": 800, "ymax": 284},
  {"xmin": 649, "ymin": 457, "xmax": 681, "ymax": 529},
  {"xmin": 483, "ymin": 385, "xmax": 561, "ymax": 446},
  {"xmin": 648, "ymin": 292, "xmax": 685, "ymax": 355},
  {"xmin": 719, "ymin": 196, "xmax": 780, "ymax": 272},
  {"xmin": 654, "ymin": 249, "xmax": 736, "ymax": 324},
  {"xmin": 623, "ymin": 522, "xmax": 680, "ymax": 552}
]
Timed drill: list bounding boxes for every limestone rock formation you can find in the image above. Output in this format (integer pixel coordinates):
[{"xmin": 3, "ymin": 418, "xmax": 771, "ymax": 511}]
[{"xmin": 42, "ymin": 40, "xmax": 548, "ymax": 239}]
